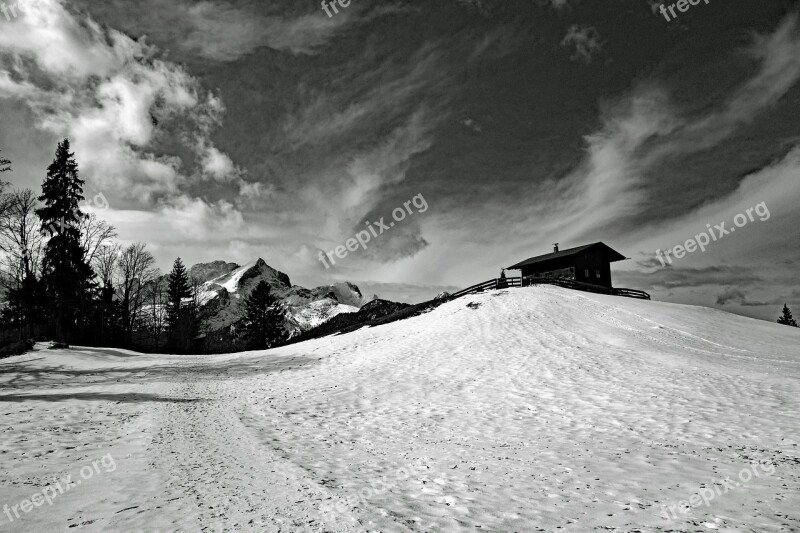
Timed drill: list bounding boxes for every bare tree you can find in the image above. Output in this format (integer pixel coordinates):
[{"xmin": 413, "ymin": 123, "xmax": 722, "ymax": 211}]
[
  {"xmin": 0, "ymin": 182, "xmax": 8, "ymax": 222},
  {"xmin": 0, "ymin": 189, "xmax": 43, "ymax": 285},
  {"xmin": 0, "ymin": 149, "xmax": 11, "ymax": 240},
  {"xmin": 190, "ymin": 276, "xmax": 205, "ymax": 338},
  {"xmin": 145, "ymin": 276, "xmax": 167, "ymax": 348},
  {"xmin": 117, "ymin": 243, "xmax": 158, "ymax": 344},
  {"xmin": 92, "ymin": 243, "xmax": 122, "ymax": 344},
  {"xmin": 0, "ymin": 189, "xmax": 44, "ymax": 338},
  {"xmin": 80, "ymin": 213, "xmax": 117, "ymax": 267},
  {"xmin": 93, "ymin": 243, "xmax": 121, "ymax": 290}
]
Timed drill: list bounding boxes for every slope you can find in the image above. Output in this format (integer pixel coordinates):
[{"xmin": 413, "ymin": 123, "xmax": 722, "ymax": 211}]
[{"xmin": 1, "ymin": 286, "xmax": 799, "ymax": 532}]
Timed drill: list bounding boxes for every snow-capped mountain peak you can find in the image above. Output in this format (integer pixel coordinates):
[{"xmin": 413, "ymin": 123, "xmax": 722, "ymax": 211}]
[{"xmin": 193, "ymin": 258, "xmax": 374, "ymax": 338}]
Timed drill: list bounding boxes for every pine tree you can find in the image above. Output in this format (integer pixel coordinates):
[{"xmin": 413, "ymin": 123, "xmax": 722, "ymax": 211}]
[
  {"xmin": 242, "ymin": 280, "xmax": 285, "ymax": 349},
  {"xmin": 778, "ymin": 304, "xmax": 798, "ymax": 327},
  {"xmin": 166, "ymin": 258, "xmax": 192, "ymax": 351},
  {"xmin": 166, "ymin": 258, "xmax": 190, "ymax": 327},
  {"xmin": 36, "ymin": 139, "xmax": 95, "ymax": 343}
]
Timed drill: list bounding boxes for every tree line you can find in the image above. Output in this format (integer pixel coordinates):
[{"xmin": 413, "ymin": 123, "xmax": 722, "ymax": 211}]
[{"xmin": 0, "ymin": 140, "xmax": 284, "ymax": 353}]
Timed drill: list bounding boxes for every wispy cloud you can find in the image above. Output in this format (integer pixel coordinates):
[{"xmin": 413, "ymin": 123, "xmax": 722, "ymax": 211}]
[
  {"xmin": 180, "ymin": 1, "xmax": 358, "ymax": 60},
  {"xmin": 618, "ymin": 265, "xmax": 762, "ymax": 291},
  {"xmin": 647, "ymin": 13, "xmax": 800, "ymax": 158},
  {"xmin": 535, "ymin": 0, "xmax": 576, "ymax": 10},
  {"xmin": 560, "ymin": 25, "xmax": 604, "ymax": 63},
  {"xmin": 715, "ymin": 287, "xmax": 772, "ymax": 307},
  {"xmin": 536, "ymin": 12, "xmax": 800, "ymax": 245}
]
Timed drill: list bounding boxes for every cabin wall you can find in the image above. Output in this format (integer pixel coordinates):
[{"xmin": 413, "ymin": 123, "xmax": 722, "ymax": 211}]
[
  {"xmin": 520, "ymin": 257, "xmax": 575, "ymax": 280},
  {"xmin": 519, "ymin": 251, "xmax": 615, "ymax": 288},
  {"xmin": 575, "ymin": 251, "xmax": 613, "ymax": 288}
]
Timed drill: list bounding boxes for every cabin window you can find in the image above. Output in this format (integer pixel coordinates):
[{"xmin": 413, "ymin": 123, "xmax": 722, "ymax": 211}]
[
  {"xmin": 584, "ymin": 268, "xmax": 589, "ymax": 278},
  {"xmin": 596, "ymin": 269, "xmax": 601, "ymax": 279}
]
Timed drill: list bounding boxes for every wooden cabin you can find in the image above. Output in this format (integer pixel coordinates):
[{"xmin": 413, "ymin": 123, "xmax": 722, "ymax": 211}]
[{"xmin": 506, "ymin": 242, "xmax": 626, "ymax": 289}]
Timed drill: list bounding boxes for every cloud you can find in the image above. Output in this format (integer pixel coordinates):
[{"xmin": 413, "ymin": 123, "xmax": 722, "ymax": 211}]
[
  {"xmin": 197, "ymin": 141, "xmax": 240, "ymax": 182},
  {"xmin": 623, "ymin": 141, "xmax": 800, "ymax": 278},
  {"xmin": 272, "ymin": 41, "xmax": 450, "ymax": 266},
  {"xmin": 180, "ymin": 1, "xmax": 357, "ymax": 59},
  {"xmin": 560, "ymin": 25, "xmax": 604, "ymax": 63},
  {"xmin": 522, "ymin": 12, "xmax": 800, "ymax": 247},
  {"xmin": 95, "ymin": 195, "xmax": 313, "ymax": 273},
  {"xmin": 352, "ymin": 280, "xmax": 461, "ymax": 304},
  {"xmin": 176, "ymin": 1, "xmax": 410, "ymax": 60},
  {"xmin": 279, "ymin": 41, "xmax": 445, "ymax": 151},
  {"xmin": 237, "ymin": 180, "xmax": 273, "ymax": 202},
  {"xmin": 534, "ymin": 0, "xmax": 575, "ymax": 10},
  {"xmin": 715, "ymin": 287, "xmax": 772, "ymax": 307},
  {"xmin": 343, "ymin": 110, "xmax": 434, "ymax": 212},
  {"xmin": 457, "ymin": 0, "xmax": 574, "ymax": 16},
  {"xmin": 647, "ymin": 12, "xmax": 800, "ymax": 158},
  {"xmin": 617, "ymin": 265, "xmax": 762, "ymax": 291},
  {"xmin": 0, "ymin": 0, "xmax": 243, "ymax": 203},
  {"xmin": 296, "ymin": 108, "xmax": 437, "ymax": 267},
  {"xmin": 105, "ymin": 196, "xmax": 247, "ymax": 245},
  {"xmin": 453, "ymin": 0, "xmax": 492, "ymax": 17},
  {"xmin": 460, "ymin": 117, "xmax": 483, "ymax": 133}
]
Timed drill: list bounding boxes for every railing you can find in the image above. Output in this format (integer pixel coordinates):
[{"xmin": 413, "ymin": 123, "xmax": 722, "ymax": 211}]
[
  {"xmin": 449, "ymin": 276, "xmax": 650, "ymax": 300},
  {"xmin": 449, "ymin": 277, "xmax": 521, "ymax": 299},
  {"xmin": 610, "ymin": 288, "xmax": 651, "ymax": 300}
]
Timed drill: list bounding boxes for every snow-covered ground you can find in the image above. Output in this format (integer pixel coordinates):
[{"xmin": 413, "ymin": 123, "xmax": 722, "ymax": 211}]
[{"xmin": 1, "ymin": 286, "xmax": 799, "ymax": 532}]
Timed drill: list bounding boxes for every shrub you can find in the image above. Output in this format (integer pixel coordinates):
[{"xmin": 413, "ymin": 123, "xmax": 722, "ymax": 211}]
[{"xmin": 0, "ymin": 339, "xmax": 35, "ymax": 359}]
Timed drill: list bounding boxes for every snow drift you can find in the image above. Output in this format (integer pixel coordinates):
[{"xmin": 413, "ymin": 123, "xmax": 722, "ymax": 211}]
[{"xmin": 1, "ymin": 286, "xmax": 799, "ymax": 532}]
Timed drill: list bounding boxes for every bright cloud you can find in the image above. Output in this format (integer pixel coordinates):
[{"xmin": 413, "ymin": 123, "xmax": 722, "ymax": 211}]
[{"xmin": 0, "ymin": 0, "xmax": 244, "ymax": 202}]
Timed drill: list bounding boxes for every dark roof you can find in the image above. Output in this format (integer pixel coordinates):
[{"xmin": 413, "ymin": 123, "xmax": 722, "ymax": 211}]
[{"xmin": 506, "ymin": 242, "xmax": 626, "ymax": 270}]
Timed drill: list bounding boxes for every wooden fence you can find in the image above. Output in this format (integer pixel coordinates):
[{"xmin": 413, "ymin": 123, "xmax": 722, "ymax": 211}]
[{"xmin": 449, "ymin": 276, "xmax": 650, "ymax": 301}]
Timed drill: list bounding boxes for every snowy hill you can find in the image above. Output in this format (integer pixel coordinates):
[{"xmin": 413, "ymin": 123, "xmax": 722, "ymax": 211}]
[
  {"xmin": 193, "ymin": 258, "xmax": 374, "ymax": 336},
  {"xmin": 1, "ymin": 286, "xmax": 799, "ymax": 531}
]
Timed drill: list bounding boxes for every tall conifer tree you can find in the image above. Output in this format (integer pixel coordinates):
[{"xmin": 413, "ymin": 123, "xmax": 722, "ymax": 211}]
[
  {"xmin": 167, "ymin": 258, "xmax": 190, "ymax": 328},
  {"xmin": 36, "ymin": 139, "xmax": 94, "ymax": 342},
  {"xmin": 166, "ymin": 258, "xmax": 193, "ymax": 351},
  {"xmin": 242, "ymin": 280, "xmax": 285, "ymax": 349}
]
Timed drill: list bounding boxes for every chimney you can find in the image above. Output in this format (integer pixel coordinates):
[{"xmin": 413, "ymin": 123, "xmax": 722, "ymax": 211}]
[{"xmin": 553, "ymin": 243, "xmax": 559, "ymax": 253}]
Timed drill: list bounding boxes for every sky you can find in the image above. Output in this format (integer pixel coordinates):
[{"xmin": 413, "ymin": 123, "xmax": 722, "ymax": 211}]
[{"xmin": 0, "ymin": 0, "xmax": 799, "ymax": 321}]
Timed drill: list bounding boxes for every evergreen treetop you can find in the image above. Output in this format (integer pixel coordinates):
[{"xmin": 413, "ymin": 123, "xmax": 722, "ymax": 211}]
[
  {"xmin": 37, "ymin": 139, "xmax": 85, "ymax": 238},
  {"xmin": 778, "ymin": 303, "xmax": 798, "ymax": 327},
  {"xmin": 167, "ymin": 258, "xmax": 191, "ymax": 308}
]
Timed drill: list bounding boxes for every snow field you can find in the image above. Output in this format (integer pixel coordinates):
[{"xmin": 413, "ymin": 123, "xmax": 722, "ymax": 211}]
[{"xmin": 0, "ymin": 286, "xmax": 798, "ymax": 531}]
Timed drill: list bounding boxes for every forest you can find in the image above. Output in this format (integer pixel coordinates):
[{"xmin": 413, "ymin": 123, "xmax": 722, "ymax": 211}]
[{"xmin": 0, "ymin": 140, "xmax": 284, "ymax": 356}]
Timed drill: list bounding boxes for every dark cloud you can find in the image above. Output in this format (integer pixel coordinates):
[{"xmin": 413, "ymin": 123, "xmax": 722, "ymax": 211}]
[
  {"xmin": 616, "ymin": 265, "xmax": 762, "ymax": 291},
  {"xmin": 715, "ymin": 288, "xmax": 772, "ymax": 307}
]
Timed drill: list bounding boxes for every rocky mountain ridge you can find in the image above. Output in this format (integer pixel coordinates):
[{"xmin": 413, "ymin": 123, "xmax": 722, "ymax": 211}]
[{"xmin": 192, "ymin": 258, "xmax": 377, "ymax": 337}]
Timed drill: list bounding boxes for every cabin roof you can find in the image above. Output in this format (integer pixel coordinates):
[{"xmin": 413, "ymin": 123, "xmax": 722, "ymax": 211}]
[{"xmin": 506, "ymin": 242, "xmax": 626, "ymax": 270}]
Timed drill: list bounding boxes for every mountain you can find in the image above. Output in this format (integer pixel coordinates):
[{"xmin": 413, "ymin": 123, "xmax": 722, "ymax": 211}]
[
  {"xmin": 290, "ymin": 298, "xmax": 415, "ymax": 342},
  {"xmin": 193, "ymin": 258, "xmax": 377, "ymax": 338},
  {"xmin": 188, "ymin": 261, "xmax": 240, "ymax": 284}
]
